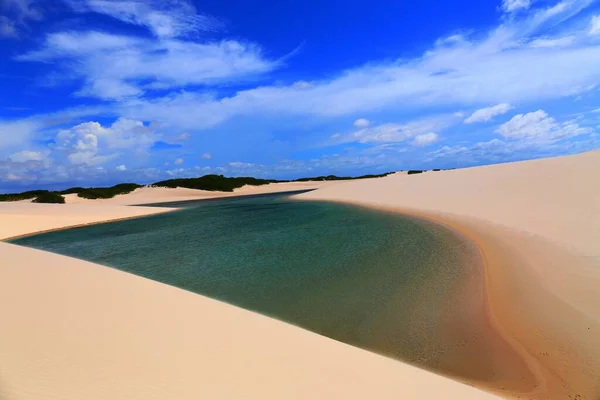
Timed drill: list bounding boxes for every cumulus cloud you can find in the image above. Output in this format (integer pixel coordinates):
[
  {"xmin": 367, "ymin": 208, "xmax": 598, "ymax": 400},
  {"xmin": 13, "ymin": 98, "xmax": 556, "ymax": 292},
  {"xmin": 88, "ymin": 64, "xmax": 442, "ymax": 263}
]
[
  {"xmin": 116, "ymin": 164, "xmax": 127, "ymax": 171},
  {"xmin": 496, "ymin": 110, "xmax": 592, "ymax": 140},
  {"xmin": 464, "ymin": 103, "xmax": 514, "ymax": 124},
  {"xmin": 412, "ymin": 132, "xmax": 439, "ymax": 147},
  {"xmin": 353, "ymin": 118, "xmax": 370, "ymax": 128},
  {"xmin": 19, "ymin": 31, "xmax": 278, "ymax": 100},
  {"xmin": 502, "ymin": 0, "xmax": 531, "ymax": 13},
  {"xmin": 174, "ymin": 158, "xmax": 184, "ymax": 165},
  {"xmin": 201, "ymin": 152, "xmax": 212, "ymax": 159},
  {"xmin": 55, "ymin": 118, "xmax": 156, "ymax": 165},
  {"xmin": 64, "ymin": 0, "xmax": 221, "ymax": 38}
]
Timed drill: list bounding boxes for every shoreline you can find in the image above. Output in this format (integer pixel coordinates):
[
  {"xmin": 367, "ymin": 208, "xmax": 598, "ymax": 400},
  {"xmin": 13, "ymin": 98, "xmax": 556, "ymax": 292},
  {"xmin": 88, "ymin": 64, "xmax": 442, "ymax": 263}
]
[
  {"xmin": 292, "ymin": 197, "xmax": 542, "ymax": 397},
  {"xmin": 0, "ymin": 185, "xmax": 327, "ymax": 242},
  {"xmin": 0, "ymin": 198, "xmax": 498, "ymax": 399},
  {"xmin": 1, "ymin": 210, "xmax": 177, "ymax": 242},
  {"xmin": 0, "ymin": 189, "xmax": 315, "ymax": 242},
  {"xmin": 293, "ymin": 197, "xmax": 600, "ymax": 399},
  {"xmin": 5, "ymin": 190, "xmax": 539, "ymax": 397}
]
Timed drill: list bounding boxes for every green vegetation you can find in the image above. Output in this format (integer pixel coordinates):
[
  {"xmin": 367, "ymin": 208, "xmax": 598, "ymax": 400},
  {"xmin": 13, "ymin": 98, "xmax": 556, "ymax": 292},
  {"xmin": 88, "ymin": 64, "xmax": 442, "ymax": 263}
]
[
  {"xmin": 60, "ymin": 183, "xmax": 143, "ymax": 199},
  {"xmin": 59, "ymin": 187, "xmax": 86, "ymax": 195},
  {"xmin": 407, "ymin": 170, "xmax": 424, "ymax": 175},
  {"xmin": 0, "ymin": 190, "xmax": 49, "ymax": 202},
  {"xmin": 153, "ymin": 172, "xmax": 394, "ymax": 191},
  {"xmin": 1, "ymin": 171, "xmax": 396, "ymax": 202},
  {"xmin": 293, "ymin": 172, "xmax": 393, "ymax": 182},
  {"xmin": 32, "ymin": 191, "xmax": 65, "ymax": 204},
  {"xmin": 0, "ymin": 190, "xmax": 66, "ymax": 204},
  {"xmin": 153, "ymin": 175, "xmax": 275, "ymax": 192},
  {"xmin": 433, "ymin": 169, "xmax": 441, "ymax": 172}
]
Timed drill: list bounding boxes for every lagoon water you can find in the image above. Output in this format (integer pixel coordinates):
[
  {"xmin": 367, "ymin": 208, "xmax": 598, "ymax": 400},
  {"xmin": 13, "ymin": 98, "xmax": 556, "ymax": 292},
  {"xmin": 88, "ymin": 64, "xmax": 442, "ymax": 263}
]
[{"xmin": 13, "ymin": 193, "xmax": 495, "ymax": 381}]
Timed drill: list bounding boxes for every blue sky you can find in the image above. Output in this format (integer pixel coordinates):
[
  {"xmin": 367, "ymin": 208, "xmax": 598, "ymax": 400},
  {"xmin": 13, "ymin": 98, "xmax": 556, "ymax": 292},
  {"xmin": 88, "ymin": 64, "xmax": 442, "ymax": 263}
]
[{"xmin": 1, "ymin": 0, "xmax": 600, "ymax": 192}]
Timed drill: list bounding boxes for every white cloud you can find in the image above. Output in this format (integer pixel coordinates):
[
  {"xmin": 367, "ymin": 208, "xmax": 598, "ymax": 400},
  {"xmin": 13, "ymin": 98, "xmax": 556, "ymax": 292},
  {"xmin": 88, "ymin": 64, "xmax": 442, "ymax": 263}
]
[
  {"xmin": 353, "ymin": 118, "xmax": 370, "ymax": 128},
  {"xmin": 177, "ymin": 132, "xmax": 191, "ymax": 140},
  {"xmin": 590, "ymin": 15, "xmax": 600, "ymax": 35},
  {"xmin": 464, "ymin": 103, "xmax": 514, "ymax": 124},
  {"xmin": 337, "ymin": 115, "xmax": 456, "ymax": 145},
  {"xmin": 174, "ymin": 158, "xmax": 184, "ymax": 165},
  {"xmin": 528, "ymin": 36, "xmax": 575, "ymax": 48},
  {"xmin": 99, "ymin": 1, "xmax": 600, "ymax": 130},
  {"xmin": 64, "ymin": 0, "xmax": 221, "ymax": 39},
  {"xmin": 116, "ymin": 164, "xmax": 127, "ymax": 171},
  {"xmin": 428, "ymin": 134, "xmax": 599, "ymax": 165},
  {"xmin": 12, "ymin": 0, "xmax": 600, "ymax": 128},
  {"xmin": 201, "ymin": 152, "xmax": 212, "ymax": 159},
  {"xmin": 350, "ymin": 124, "xmax": 410, "ymax": 143},
  {"xmin": 9, "ymin": 150, "xmax": 45, "ymax": 162},
  {"xmin": 502, "ymin": 0, "xmax": 531, "ymax": 13},
  {"xmin": 496, "ymin": 110, "xmax": 592, "ymax": 140},
  {"xmin": 0, "ymin": 119, "xmax": 39, "ymax": 148},
  {"xmin": 55, "ymin": 118, "xmax": 156, "ymax": 165},
  {"xmin": 412, "ymin": 132, "xmax": 439, "ymax": 147},
  {"xmin": 228, "ymin": 161, "xmax": 256, "ymax": 169},
  {"xmin": 19, "ymin": 31, "xmax": 278, "ymax": 100}
]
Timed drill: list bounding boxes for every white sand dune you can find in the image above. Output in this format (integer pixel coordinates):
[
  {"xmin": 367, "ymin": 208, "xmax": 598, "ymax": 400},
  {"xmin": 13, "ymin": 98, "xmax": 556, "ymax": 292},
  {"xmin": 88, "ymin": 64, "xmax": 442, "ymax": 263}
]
[
  {"xmin": 298, "ymin": 149, "xmax": 600, "ymax": 399},
  {"xmin": 0, "ymin": 181, "xmax": 495, "ymax": 399},
  {"xmin": 3, "ymin": 150, "xmax": 599, "ymax": 399}
]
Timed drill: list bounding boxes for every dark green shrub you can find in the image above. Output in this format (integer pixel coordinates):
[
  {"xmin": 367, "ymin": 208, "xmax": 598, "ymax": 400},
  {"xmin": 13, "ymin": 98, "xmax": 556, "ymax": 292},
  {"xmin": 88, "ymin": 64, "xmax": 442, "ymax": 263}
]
[
  {"xmin": 407, "ymin": 170, "xmax": 424, "ymax": 175},
  {"xmin": 433, "ymin": 169, "xmax": 441, "ymax": 172},
  {"xmin": 32, "ymin": 192, "xmax": 65, "ymax": 204},
  {"xmin": 153, "ymin": 175, "xmax": 275, "ymax": 192},
  {"xmin": 0, "ymin": 190, "xmax": 50, "ymax": 202},
  {"xmin": 60, "ymin": 187, "xmax": 86, "ymax": 195},
  {"xmin": 294, "ymin": 172, "xmax": 393, "ymax": 182},
  {"xmin": 66, "ymin": 183, "xmax": 143, "ymax": 199}
]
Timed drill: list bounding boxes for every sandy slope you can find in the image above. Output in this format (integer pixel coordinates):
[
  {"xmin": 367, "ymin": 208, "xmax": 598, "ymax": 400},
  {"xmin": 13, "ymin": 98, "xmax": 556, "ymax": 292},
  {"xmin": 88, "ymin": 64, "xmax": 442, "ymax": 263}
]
[
  {"xmin": 0, "ymin": 202, "xmax": 174, "ymax": 240},
  {"xmin": 298, "ymin": 149, "xmax": 600, "ymax": 399},
  {"xmin": 0, "ymin": 184, "xmax": 495, "ymax": 399}
]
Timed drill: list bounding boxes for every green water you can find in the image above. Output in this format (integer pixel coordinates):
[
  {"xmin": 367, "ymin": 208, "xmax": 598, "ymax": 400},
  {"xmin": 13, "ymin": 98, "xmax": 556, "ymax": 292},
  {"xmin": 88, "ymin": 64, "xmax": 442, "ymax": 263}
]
[{"xmin": 11, "ymin": 193, "xmax": 484, "ymax": 373}]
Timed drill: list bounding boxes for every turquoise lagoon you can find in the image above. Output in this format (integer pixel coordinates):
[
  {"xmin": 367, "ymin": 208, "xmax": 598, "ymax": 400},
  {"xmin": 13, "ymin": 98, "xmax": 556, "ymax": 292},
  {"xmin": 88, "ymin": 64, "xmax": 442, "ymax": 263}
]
[{"xmin": 12, "ymin": 192, "xmax": 490, "ymax": 378}]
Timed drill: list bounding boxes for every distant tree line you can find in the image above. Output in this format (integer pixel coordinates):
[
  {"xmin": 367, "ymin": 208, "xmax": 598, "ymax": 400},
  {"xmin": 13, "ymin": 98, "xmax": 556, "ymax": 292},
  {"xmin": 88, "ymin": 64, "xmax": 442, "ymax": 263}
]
[
  {"xmin": 32, "ymin": 191, "xmax": 65, "ymax": 204},
  {"xmin": 0, "ymin": 171, "xmax": 401, "ymax": 203},
  {"xmin": 0, "ymin": 190, "xmax": 65, "ymax": 203},
  {"xmin": 60, "ymin": 183, "xmax": 142, "ymax": 199},
  {"xmin": 152, "ymin": 175, "xmax": 276, "ymax": 192},
  {"xmin": 291, "ymin": 172, "xmax": 393, "ymax": 182}
]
